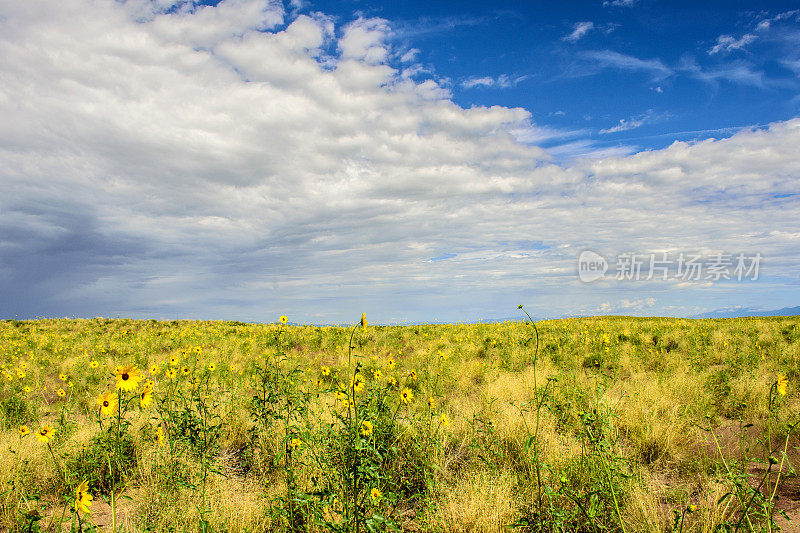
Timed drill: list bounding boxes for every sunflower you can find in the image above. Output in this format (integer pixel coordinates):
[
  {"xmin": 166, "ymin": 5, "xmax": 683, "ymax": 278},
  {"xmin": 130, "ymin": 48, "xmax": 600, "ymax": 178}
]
[
  {"xmin": 181, "ymin": 366, "xmax": 190, "ymax": 375},
  {"xmin": 372, "ymin": 369, "xmax": 382, "ymax": 380},
  {"xmin": 408, "ymin": 370, "xmax": 417, "ymax": 381},
  {"xmin": 57, "ymin": 388, "xmax": 66, "ymax": 398},
  {"xmin": 370, "ymin": 487, "xmax": 382, "ymax": 502},
  {"xmin": 169, "ymin": 355, "xmax": 179, "ymax": 366},
  {"xmin": 386, "ymin": 358, "xmax": 396, "ymax": 370},
  {"xmin": 18, "ymin": 425, "xmax": 30, "ymax": 437},
  {"xmin": 280, "ymin": 315, "xmax": 289, "ymax": 324},
  {"xmin": 89, "ymin": 360, "xmax": 99, "ymax": 369},
  {"xmin": 321, "ymin": 365, "xmax": 331, "ymax": 376},
  {"xmin": 97, "ymin": 391, "xmax": 118, "ymax": 416},
  {"xmin": 400, "ymin": 387, "xmax": 413, "ymax": 405},
  {"xmin": 115, "ymin": 365, "xmax": 143, "ymax": 391},
  {"xmin": 290, "ymin": 438, "xmax": 301, "ymax": 450},
  {"xmin": 360, "ymin": 420, "xmax": 374, "ymax": 437},
  {"xmin": 36, "ymin": 426, "xmax": 56, "ymax": 444},
  {"xmin": 428, "ymin": 397, "xmax": 435, "ymax": 409},
  {"xmin": 351, "ymin": 373, "xmax": 365, "ymax": 393},
  {"xmin": 440, "ymin": 414, "xmax": 450, "ymax": 428},
  {"xmin": 149, "ymin": 364, "xmax": 159, "ymax": 374},
  {"xmin": 777, "ymin": 374, "xmax": 788, "ymax": 396},
  {"xmin": 208, "ymin": 363, "xmax": 216, "ymax": 371},
  {"xmin": 157, "ymin": 425, "xmax": 165, "ymax": 447},
  {"xmin": 360, "ymin": 313, "xmax": 368, "ymax": 328},
  {"xmin": 23, "ymin": 386, "xmax": 31, "ymax": 393},
  {"xmin": 58, "ymin": 374, "xmax": 67, "ymax": 381},
  {"xmin": 74, "ymin": 480, "xmax": 93, "ymax": 515},
  {"xmin": 139, "ymin": 385, "xmax": 154, "ymax": 408}
]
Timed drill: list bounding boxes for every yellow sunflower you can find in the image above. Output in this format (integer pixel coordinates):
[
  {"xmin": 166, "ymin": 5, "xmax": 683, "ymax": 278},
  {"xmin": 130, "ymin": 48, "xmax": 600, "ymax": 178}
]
[
  {"xmin": 400, "ymin": 387, "xmax": 413, "ymax": 405},
  {"xmin": 74, "ymin": 480, "xmax": 93, "ymax": 515},
  {"xmin": 36, "ymin": 426, "xmax": 56, "ymax": 444},
  {"xmin": 360, "ymin": 420, "xmax": 374, "ymax": 437},
  {"xmin": 115, "ymin": 365, "xmax": 143, "ymax": 392},
  {"xmin": 351, "ymin": 373, "xmax": 365, "ymax": 393},
  {"xmin": 777, "ymin": 374, "xmax": 788, "ymax": 396},
  {"xmin": 97, "ymin": 391, "xmax": 118, "ymax": 416},
  {"xmin": 139, "ymin": 385, "xmax": 154, "ymax": 408},
  {"xmin": 280, "ymin": 315, "xmax": 289, "ymax": 324},
  {"xmin": 18, "ymin": 425, "xmax": 30, "ymax": 437}
]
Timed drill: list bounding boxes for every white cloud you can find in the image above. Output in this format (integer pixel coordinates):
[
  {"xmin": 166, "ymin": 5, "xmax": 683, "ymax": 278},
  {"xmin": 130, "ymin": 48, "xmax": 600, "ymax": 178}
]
[
  {"xmin": 708, "ymin": 33, "xmax": 757, "ymax": 55},
  {"xmin": 603, "ymin": 0, "xmax": 638, "ymax": 7},
  {"xmin": 1, "ymin": 0, "xmax": 799, "ymax": 321},
  {"xmin": 461, "ymin": 74, "xmax": 527, "ymax": 89},
  {"xmin": 338, "ymin": 17, "xmax": 391, "ymax": 65},
  {"xmin": 579, "ymin": 50, "xmax": 674, "ymax": 80},
  {"xmin": 599, "ymin": 110, "xmax": 659, "ymax": 134},
  {"xmin": 563, "ymin": 21, "xmax": 594, "ymax": 43}
]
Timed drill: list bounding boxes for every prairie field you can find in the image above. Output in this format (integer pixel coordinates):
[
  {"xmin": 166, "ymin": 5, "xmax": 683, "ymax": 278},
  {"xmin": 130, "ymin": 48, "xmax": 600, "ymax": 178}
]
[{"xmin": 0, "ymin": 314, "xmax": 798, "ymax": 532}]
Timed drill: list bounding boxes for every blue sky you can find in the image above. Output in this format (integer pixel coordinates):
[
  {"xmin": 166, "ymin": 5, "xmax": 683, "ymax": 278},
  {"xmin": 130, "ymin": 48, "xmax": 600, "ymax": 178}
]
[{"xmin": 0, "ymin": 0, "xmax": 799, "ymax": 323}]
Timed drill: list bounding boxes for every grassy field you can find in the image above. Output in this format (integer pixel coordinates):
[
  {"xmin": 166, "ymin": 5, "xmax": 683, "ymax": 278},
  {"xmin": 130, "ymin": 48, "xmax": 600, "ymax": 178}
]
[{"xmin": 0, "ymin": 313, "xmax": 798, "ymax": 532}]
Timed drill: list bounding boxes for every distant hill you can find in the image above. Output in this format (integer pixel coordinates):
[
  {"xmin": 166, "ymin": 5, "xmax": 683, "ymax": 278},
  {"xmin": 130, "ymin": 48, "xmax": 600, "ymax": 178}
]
[{"xmin": 693, "ymin": 306, "xmax": 800, "ymax": 319}]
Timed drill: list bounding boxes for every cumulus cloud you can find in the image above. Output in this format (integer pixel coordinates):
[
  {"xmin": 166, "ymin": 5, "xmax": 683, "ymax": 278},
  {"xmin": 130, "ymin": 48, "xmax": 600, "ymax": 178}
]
[{"xmin": 1, "ymin": 0, "xmax": 799, "ymax": 322}]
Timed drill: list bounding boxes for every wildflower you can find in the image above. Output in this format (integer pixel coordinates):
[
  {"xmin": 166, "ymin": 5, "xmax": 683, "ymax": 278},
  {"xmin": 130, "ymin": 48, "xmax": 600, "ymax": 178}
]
[
  {"xmin": 370, "ymin": 487, "xmax": 382, "ymax": 502},
  {"xmin": 115, "ymin": 365, "xmax": 143, "ymax": 391},
  {"xmin": 140, "ymin": 385, "xmax": 154, "ymax": 408},
  {"xmin": 280, "ymin": 315, "xmax": 289, "ymax": 324},
  {"xmin": 59, "ymin": 374, "xmax": 67, "ymax": 381},
  {"xmin": 208, "ymin": 363, "xmax": 215, "ymax": 371},
  {"xmin": 428, "ymin": 397, "xmax": 435, "ymax": 409},
  {"xmin": 386, "ymin": 358, "xmax": 396, "ymax": 370},
  {"xmin": 321, "ymin": 365, "xmax": 331, "ymax": 376},
  {"xmin": 401, "ymin": 387, "xmax": 413, "ymax": 405},
  {"xmin": 387, "ymin": 376, "xmax": 398, "ymax": 388},
  {"xmin": 167, "ymin": 368, "xmax": 177, "ymax": 380},
  {"xmin": 687, "ymin": 504, "xmax": 697, "ymax": 513},
  {"xmin": 18, "ymin": 425, "xmax": 30, "ymax": 437},
  {"xmin": 74, "ymin": 480, "xmax": 93, "ymax": 515},
  {"xmin": 169, "ymin": 355, "xmax": 179, "ymax": 366},
  {"xmin": 97, "ymin": 391, "xmax": 118, "ymax": 416},
  {"xmin": 777, "ymin": 374, "xmax": 788, "ymax": 396},
  {"xmin": 67, "ymin": 381, "xmax": 73, "ymax": 388},
  {"xmin": 290, "ymin": 438, "xmax": 301, "ymax": 450},
  {"xmin": 157, "ymin": 425, "xmax": 165, "ymax": 447},
  {"xmin": 360, "ymin": 420, "xmax": 373, "ymax": 437},
  {"xmin": 57, "ymin": 388, "xmax": 66, "ymax": 398},
  {"xmin": 149, "ymin": 364, "xmax": 159, "ymax": 374},
  {"xmin": 89, "ymin": 360, "xmax": 99, "ymax": 369},
  {"xmin": 24, "ymin": 386, "xmax": 31, "ymax": 393},
  {"xmin": 440, "ymin": 414, "xmax": 450, "ymax": 428},
  {"xmin": 181, "ymin": 366, "xmax": 190, "ymax": 375},
  {"xmin": 17, "ymin": 370, "xmax": 25, "ymax": 378},
  {"xmin": 360, "ymin": 313, "xmax": 368, "ymax": 328},
  {"xmin": 36, "ymin": 426, "xmax": 55, "ymax": 444},
  {"xmin": 372, "ymin": 369, "xmax": 382, "ymax": 380},
  {"xmin": 352, "ymin": 373, "xmax": 365, "ymax": 393},
  {"xmin": 408, "ymin": 370, "xmax": 417, "ymax": 381}
]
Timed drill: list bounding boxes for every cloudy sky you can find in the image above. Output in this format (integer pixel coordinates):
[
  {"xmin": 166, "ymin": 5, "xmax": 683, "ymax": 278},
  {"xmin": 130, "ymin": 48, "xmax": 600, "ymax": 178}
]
[{"xmin": 1, "ymin": 0, "xmax": 799, "ymax": 323}]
